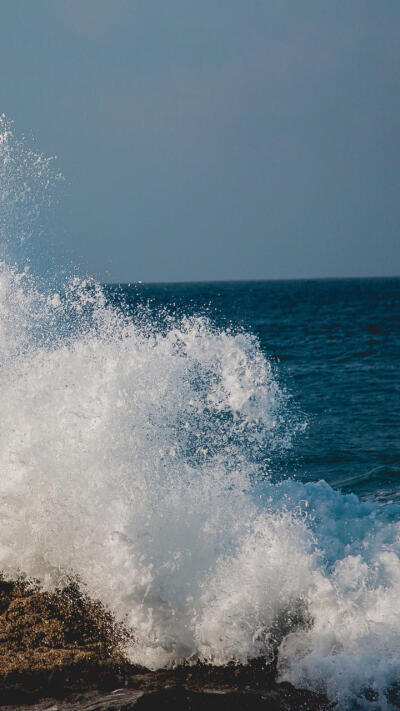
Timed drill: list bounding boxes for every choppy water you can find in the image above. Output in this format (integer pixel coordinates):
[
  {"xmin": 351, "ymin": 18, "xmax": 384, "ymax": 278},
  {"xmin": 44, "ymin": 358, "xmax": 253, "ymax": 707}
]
[
  {"xmin": 111, "ymin": 278, "xmax": 400, "ymax": 503},
  {"xmin": 1, "ymin": 116, "xmax": 400, "ymax": 710}
]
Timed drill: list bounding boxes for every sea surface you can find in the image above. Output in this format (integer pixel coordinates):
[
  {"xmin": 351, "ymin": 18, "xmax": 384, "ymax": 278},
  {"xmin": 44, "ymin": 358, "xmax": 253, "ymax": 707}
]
[
  {"xmin": 107, "ymin": 278, "xmax": 400, "ymax": 504},
  {"xmin": 1, "ymin": 116, "xmax": 400, "ymax": 710}
]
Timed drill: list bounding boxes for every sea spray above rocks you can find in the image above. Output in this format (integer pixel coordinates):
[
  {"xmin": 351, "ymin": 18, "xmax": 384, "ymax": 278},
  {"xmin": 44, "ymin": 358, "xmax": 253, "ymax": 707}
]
[{"xmin": 0, "ymin": 255, "xmax": 300, "ymax": 668}]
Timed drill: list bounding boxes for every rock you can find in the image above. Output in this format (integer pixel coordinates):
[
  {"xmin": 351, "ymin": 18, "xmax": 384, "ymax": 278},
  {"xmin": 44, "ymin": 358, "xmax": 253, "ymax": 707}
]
[
  {"xmin": 0, "ymin": 683, "xmax": 334, "ymax": 710},
  {"xmin": 0, "ymin": 575, "xmax": 137, "ymax": 704},
  {"xmin": 0, "ymin": 576, "xmax": 335, "ymax": 710}
]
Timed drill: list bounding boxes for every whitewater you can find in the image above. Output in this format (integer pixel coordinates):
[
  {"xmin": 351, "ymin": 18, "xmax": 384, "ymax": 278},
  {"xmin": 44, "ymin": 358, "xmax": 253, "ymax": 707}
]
[{"xmin": 1, "ymin": 116, "xmax": 400, "ymax": 710}]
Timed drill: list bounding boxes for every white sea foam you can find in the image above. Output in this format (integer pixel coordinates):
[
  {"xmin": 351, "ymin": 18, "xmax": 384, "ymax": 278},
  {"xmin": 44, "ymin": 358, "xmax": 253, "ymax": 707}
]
[{"xmin": 1, "ymin": 116, "xmax": 400, "ymax": 709}]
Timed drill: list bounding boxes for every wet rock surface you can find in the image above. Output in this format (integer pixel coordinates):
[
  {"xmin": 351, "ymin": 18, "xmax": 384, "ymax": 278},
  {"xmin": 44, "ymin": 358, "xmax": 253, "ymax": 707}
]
[
  {"xmin": 0, "ymin": 677, "xmax": 334, "ymax": 711},
  {"xmin": 0, "ymin": 577, "xmax": 334, "ymax": 710}
]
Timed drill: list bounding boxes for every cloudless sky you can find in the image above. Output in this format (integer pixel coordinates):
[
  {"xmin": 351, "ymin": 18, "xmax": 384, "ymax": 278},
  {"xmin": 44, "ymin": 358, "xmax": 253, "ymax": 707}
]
[{"xmin": 1, "ymin": 0, "xmax": 399, "ymax": 282}]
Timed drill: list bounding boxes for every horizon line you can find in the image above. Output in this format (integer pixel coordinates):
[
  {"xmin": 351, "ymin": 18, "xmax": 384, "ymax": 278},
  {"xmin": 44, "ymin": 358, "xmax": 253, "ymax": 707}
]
[{"xmin": 105, "ymin": 274, "xmax": 400, "ymax": 287}]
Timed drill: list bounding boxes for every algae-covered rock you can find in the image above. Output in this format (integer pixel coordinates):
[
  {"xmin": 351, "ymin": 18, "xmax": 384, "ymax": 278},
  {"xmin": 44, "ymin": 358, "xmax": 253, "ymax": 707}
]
[{"xmin": 0, "ymin": 575, "xmax": 134, "ymax": 702}]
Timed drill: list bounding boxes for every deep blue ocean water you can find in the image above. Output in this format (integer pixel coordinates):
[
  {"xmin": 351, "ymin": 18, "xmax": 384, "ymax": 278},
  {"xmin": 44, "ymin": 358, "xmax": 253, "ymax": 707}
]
[{"xmin": 106, "ymin": 277, "xmax": 400, "ymax": 505}]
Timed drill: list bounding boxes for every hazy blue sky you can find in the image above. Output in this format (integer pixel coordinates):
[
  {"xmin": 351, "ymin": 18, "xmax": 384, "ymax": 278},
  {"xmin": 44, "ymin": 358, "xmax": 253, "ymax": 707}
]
[{"xmin": 1, "ymin": 0, "xmax": 399, "ymax": 282}]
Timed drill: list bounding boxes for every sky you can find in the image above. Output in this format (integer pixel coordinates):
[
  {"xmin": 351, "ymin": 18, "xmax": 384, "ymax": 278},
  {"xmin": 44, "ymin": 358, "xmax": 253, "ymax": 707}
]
[{"xmin": 0, "ymin": 0, "xmax": 399, "ymax": 283}]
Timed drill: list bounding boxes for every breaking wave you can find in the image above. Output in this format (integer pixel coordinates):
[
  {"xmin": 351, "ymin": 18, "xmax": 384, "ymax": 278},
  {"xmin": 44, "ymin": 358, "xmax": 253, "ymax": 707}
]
[{"xmin": 1, "ymin": 116, "xmax": 400, "ymax": 710}]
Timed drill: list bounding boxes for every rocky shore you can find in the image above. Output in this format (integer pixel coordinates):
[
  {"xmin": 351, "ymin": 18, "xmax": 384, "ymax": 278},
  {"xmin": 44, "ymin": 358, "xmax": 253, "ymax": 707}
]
[{"xmin": 0, "ymin": 576, "xmax": 334, "ymax": 710}]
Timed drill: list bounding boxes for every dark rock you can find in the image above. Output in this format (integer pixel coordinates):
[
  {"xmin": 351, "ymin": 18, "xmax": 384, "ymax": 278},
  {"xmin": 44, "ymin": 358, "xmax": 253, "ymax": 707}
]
[
  {"xmin": 0, "ymin": 682, "xmax": 334, "ymax": 710},
  {"xmin": 0, "ymin": 575, "xmax": 335, "ymax": 710}
]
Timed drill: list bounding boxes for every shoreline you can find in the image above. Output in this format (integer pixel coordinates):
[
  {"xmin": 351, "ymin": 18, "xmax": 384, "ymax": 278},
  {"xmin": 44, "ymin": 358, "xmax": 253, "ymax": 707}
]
[{"xmin": 0, "ymin": 575, "xmax": 333, "ymax": 710}]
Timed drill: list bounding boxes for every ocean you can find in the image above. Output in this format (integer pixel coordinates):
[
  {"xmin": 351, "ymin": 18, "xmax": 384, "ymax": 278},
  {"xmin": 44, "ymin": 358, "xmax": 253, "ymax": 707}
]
[
  {"xmin": 1, "ymin": 117, "xmax": 400, "ymax": 709},
  {"xmin": 110, "ymin": 278, "xmax": 399, "ymax": 503}
]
